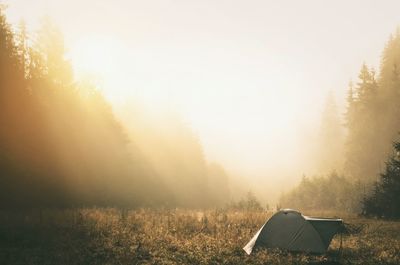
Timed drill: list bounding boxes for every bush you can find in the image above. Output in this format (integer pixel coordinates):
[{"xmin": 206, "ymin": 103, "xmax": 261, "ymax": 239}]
[
  {"xmin": 280, "ymin": 172, "xmax": 365, "ymax": 212},
  {"xmin": 228, "ymin": 191, "xmax": 263, "ymax": 211}
]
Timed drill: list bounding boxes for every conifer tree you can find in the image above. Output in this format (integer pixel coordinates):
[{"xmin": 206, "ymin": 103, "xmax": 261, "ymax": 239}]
[
  {"xmin": 316, "ymin": 92, "xmax": 343, "ymax": 173},
  {"xmin": 16, "ymin": 20, "xmax": 29, "ymax": 78},
  {"xmin": 36, "ymin": 17, "xmax": 72, "ymax": 85},
  {"xmin": 344, "ymin": 64, "xmax": 381, "ymax": 181},
  {"xmin": 363, "ymin": 139, "xmax": 400, "ymax": 218}
]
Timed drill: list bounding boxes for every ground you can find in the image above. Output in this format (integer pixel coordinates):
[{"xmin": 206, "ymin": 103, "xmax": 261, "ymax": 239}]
[{"xmin": 0, "ymin": 209, "xmax": 399, "ymax": 264}]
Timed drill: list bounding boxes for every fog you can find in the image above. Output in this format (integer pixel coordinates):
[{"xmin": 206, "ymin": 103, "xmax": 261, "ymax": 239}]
[{"xmin": 4, "ymin": 0, "xmax": 400, "ymax": 203}]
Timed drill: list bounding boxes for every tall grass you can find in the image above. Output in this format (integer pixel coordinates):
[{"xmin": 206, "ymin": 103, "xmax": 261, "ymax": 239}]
[{"xmin": 0, "ymin": 209, "xmax": 398, "ymax": 264}]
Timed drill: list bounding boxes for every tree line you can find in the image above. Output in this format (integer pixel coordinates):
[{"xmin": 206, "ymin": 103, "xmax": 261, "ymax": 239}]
[
  {"xmin": 0, "ymin": 7, "xmax": 231, "ymax": 209},
  {"xmin": 281, "ymin": 29, "xmax": 400, "ymax": 218}
]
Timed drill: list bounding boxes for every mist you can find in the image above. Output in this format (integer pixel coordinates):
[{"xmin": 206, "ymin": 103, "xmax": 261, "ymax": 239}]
[
  {"xmin": 3, "ymin": 1, "xmax": 400, "ymax": 264},
  {"xmin": 3, "ymin": 0, "xmax": 400, "ymax": 208}
]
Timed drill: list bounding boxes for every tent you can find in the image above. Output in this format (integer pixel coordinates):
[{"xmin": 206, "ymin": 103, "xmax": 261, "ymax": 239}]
[{"xmin": 243, "ymin": 209, "xmax": 343, "ymax": 254}]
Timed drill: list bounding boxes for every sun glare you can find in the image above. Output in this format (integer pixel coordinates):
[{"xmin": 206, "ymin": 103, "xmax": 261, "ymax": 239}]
[{"xmin": 69, "ymin": 36, "xmax": 123, "ymax": 79}]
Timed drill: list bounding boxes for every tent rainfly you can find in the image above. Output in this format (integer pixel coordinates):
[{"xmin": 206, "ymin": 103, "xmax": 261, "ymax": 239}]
[{"xmin": 243, "ymin": 209, "xmax": 343, "ymax": 254}]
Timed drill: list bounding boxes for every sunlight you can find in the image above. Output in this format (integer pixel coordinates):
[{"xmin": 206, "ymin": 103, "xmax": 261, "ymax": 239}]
[
  {"xmin": 2, "ymin": 1, "xmax": 400, "ymax": 263},
  {"xmin": 69, "ymin": 35, "xmax": 123, "ymax": 80}
]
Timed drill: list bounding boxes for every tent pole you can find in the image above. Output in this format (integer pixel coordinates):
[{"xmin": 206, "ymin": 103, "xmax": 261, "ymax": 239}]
[{"xmin": 340, "ymin": 231, "xmax": 342, "ymax": 249}]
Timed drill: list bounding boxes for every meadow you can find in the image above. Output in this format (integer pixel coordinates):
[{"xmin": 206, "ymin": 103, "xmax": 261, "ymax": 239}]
[{"xmin": 0, "ymin": 209, "xmax": 399, "ymax": 265}]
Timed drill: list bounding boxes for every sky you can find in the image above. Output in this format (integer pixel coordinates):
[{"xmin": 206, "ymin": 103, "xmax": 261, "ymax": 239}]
[{"xmin": 4, "ymin": 0, "xmax": 400, "ymax": 191}]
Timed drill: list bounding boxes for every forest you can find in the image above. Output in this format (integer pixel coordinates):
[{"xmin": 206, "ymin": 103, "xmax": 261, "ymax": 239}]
[
  {"xmin": 281, "ymin": 30, "xmax": 400, "ymax": 219},
  {"xmin": 0, "ymin": 0, "xmax": 399, "ymax": 220},
  {"xmin": 1, "ymin": 2, "xmax": 400, "ymax": 264},
  {"xmin": 0, "ymin": 6, "xmax": 231, "ymax": 210}
]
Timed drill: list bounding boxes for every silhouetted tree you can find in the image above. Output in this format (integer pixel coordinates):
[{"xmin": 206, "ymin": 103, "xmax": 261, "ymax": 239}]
[
  {"xmin": 0, "ymin": 9, "xmax": 163, "ymax": 208},
  {"xmin": 344, "ymin": 64, "xmax": 382, "ymax": 182},
  {"xmin": 0, "ymin": 9, "xmax": 229, "ymax": 209},
  {"xmin": 363, "ymin": 139, "xmax": 400, "ymax": 218}
]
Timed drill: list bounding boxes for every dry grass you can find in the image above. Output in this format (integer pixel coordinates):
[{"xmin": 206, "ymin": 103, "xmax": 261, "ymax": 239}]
[{"xmin": 0, "ymin": 208, "xmax": 399, "ymax": 264}]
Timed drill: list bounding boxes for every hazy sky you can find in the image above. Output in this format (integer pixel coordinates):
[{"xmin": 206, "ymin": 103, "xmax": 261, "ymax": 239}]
[{"xmin": 5, "ymin": 0, "xmax": 400, "ymax": 186}]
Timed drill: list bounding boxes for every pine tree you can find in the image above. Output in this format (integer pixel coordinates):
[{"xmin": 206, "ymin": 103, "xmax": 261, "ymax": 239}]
[
  {"xmin": 35, "ymin": 17, "xmax": 73, "ymax": 85},
  {"xmin": 0, "ymin": 5, "xmax": 19, "ymax": 81},
  {"xmin": 316, "ymin": 92, "xmax": 343, "ymax": 173},
  {"xmin": 344, "ymin": 64, "xmax": 382, "ymax": 181},
  {"xmin": 363, "ymin": 139, "xmax": 400, "ymax": 218},
  {"xmin": 16, "ymin": 20, "xmax": 29, "ymax": 78}
]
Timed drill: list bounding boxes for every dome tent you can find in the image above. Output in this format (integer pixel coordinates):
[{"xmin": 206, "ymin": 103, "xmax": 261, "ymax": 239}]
[{"xmin": 243, "ymin": 209, "xmax": 343, "ymax": 254}]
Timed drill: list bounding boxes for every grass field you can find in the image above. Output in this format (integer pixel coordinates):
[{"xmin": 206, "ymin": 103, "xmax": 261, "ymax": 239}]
[{"xmin": 0, "ymin": 209, "xmax": 399, "ymax": 264}]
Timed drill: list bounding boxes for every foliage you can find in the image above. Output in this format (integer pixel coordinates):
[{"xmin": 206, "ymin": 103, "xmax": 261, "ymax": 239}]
[
  {"xmin": 120, "ymin": 105, "xmax": 232, "ymax": 208},
  {"xmin": 0, "ymin": 7, "xmax": 150, "ymax": 208},
  {"xmin": 363, "ymin": 139, "xmax": 400, "ymax": 219},
  {"xmin": 0, "ymin": 8, "xmax": 230, "ymax": 209},
  {"xmin": 296, "ymin": 28, "xmax": 400, "ymax": 215},
  {"xmin": 344, "ymin": 30, "xmax": 400, "ymax": 182},
  {"xmin": 280, "ymin": 172, "xmax": 366, "ymax": 212},
  {"xmin": 228, "ymin": 191, "xmax": 264, "ymax": 211}
]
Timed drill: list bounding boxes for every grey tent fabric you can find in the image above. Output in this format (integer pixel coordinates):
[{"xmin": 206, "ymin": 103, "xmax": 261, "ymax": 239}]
[{"xmin": 243, "ymin": 209, "xmax": 342, "ymax": 254}]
